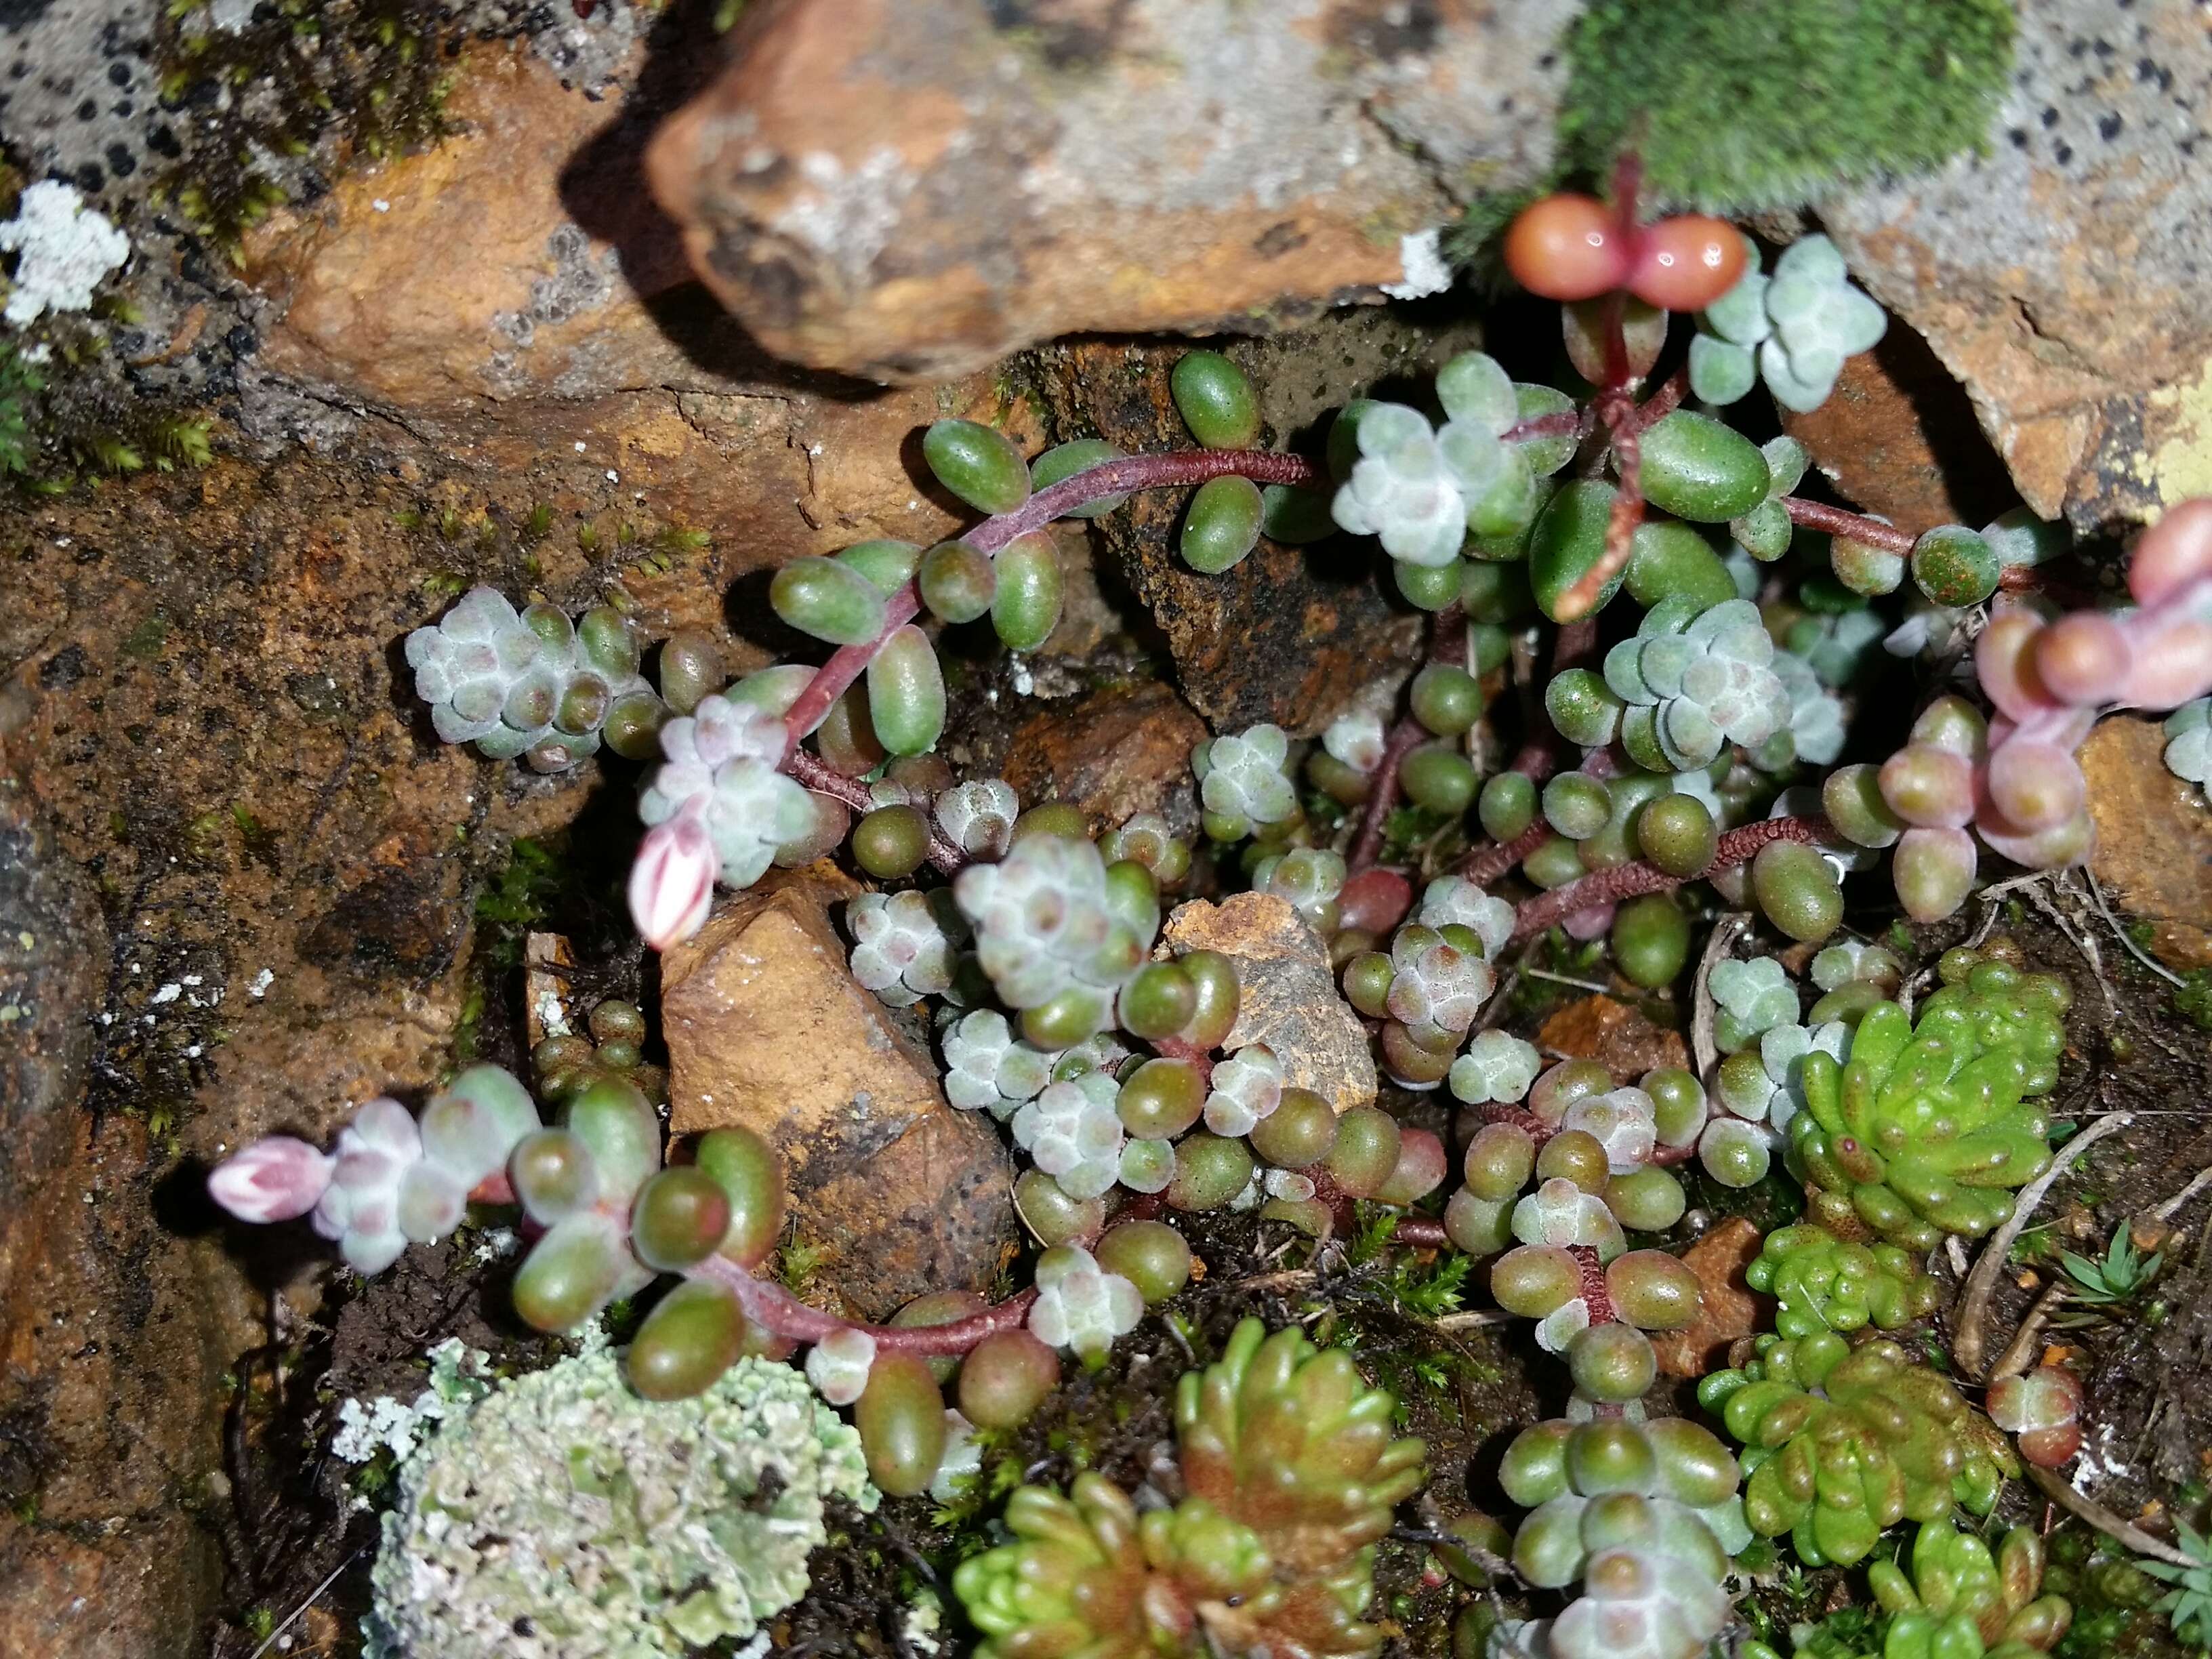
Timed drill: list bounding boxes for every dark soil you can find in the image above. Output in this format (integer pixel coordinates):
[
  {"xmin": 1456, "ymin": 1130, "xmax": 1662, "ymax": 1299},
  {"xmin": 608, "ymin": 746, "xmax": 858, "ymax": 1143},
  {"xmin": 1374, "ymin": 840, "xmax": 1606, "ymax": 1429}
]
[{"xmin": 196, "ymin": 747, "xmax": 2212, "ymax": 1659}]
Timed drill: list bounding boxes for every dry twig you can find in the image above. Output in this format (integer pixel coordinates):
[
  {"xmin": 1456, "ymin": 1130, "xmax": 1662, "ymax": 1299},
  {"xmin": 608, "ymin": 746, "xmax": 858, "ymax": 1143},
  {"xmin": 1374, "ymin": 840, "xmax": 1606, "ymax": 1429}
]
[{"xmin": 1954, "ymin": 1111, "xmax": 2135, "ymax": 1380}]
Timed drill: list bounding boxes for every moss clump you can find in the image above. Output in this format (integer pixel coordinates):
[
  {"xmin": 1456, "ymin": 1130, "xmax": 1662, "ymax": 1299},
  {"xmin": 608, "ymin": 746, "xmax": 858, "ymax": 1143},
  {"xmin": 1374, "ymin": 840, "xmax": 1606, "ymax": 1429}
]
[
  {"xmin": 1557, "ymin": 0, "xmax": 2015, "ymax": 213},
  {"xmin": 155, "ymin": 1, "xmax": 462, "ymax": 262}
]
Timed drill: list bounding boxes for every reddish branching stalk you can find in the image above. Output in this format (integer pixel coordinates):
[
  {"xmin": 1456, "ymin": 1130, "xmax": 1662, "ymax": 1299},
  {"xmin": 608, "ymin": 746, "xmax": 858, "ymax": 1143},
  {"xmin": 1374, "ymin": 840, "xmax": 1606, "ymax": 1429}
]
[
  {"xmin": 1458, "ymin": 820, "xmax": 1549, "ymax": 886},
  {"xmin": 786, "ymin": 748, "xmax": 968, "ymax": 874},
  {"xmin": 1509, "ymin": 815, "xmax": 1830, "ymax": 942},
  {"xmin": 1568, "ymin": 1244, "xmax": 1617, "ymax": 1324},
  {"xmin": 1347, "ymin": 716, "xmax": 1429, "ymax": 873},
  {"xmin": 690, "ymin": 1253, "xmax": 1040, "ymax": 1355},
  {"xmin": 1780, "ymin": 497, "xmax": 1915, "ymax": 557},
  {"xmin": 1348, "ymin": 605, "xmax": 1468, "ymax": 874},
  {"xmin": 777, "ymin": 449, "xmax": 1321, "ymax": 755},
  {"xmin": 1501, "ymin": 406, "xmax": 1599, "ymax": 448}
]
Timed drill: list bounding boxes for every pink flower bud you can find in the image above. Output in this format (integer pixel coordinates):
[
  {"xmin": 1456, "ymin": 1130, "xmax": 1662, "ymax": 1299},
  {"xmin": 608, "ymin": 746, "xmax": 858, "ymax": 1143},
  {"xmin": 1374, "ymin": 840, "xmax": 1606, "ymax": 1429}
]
[
  {"xmin": 628, "ymin": 804, "xmax": 716, "ymax": 950},
  {"xmin": 2128, "ymin": 497, "xmax": 2212, "ymax": 607},
  {"xmin": 208, "ymin": 1136, "xmax": 334, "ymax": 1223},
  {"xmin": 2030, "ymin": 612, "xmax": 2129, "ymax": 706}
]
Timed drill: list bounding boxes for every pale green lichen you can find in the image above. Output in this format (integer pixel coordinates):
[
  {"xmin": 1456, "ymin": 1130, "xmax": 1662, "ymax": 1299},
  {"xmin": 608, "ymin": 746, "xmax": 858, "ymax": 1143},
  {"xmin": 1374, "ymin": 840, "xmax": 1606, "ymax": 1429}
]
[{"xmin": 365, "ymin": 1349, "xmax": 876, "ymax": 1659}]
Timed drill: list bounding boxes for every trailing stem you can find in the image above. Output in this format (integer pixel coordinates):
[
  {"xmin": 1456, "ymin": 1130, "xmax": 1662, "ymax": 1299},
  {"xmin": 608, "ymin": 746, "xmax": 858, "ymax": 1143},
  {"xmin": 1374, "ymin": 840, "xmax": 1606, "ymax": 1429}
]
[
  {"xmin": 1508, "ymin": 814, "xmax": 1831, "ymax": 942},
  {"xmin": 690, "ymin": 1253, "xmax": 1040, "ymax": 1355},
  {"xmin": 786, "ymin": 749, "xmax": 968, "ymax": 874},
  {"xmin": 777, "ymin": 449, "xmax": 1320, "ymax": 754}
]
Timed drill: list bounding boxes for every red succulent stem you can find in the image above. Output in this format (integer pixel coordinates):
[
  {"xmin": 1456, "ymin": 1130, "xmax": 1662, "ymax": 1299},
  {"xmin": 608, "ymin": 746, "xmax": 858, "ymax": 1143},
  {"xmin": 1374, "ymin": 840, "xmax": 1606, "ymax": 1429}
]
[
  {"xmin": 1509, "ymin": 814, "xmax": 1830, "ymax": 942},
  {"xmin": 689, "ymin": 1253, "xmax": 1039, "ymax": 1355},
  {"xmin": 785, "ymin": 748, "xmax": 969, "ymax": 874},
  {"xmin": 1500, "ymin": 407, "xmax": 1596, "ymax": 447},
  {"xmin": 1780, "ymin": 497, "xmax": 1915, "ymax": 557},
  {"xmin": 1458, "ymin": 820, "xmax": 1549, "ymax": 886},
  {"xmin": 777, "ymin": 449, "xmax": 1321, "ymax": 756},
  {"xmin": 1349, "ymin": 605, "xmax": 1469, "ymax": 874},
  {"xmin": 1569, "ymin": 1244, "xmax": 1617, "ymax": 1324},
  {"xmin": 1347, "ymin": 716, "xmax": 1429, "ymax": 874}
]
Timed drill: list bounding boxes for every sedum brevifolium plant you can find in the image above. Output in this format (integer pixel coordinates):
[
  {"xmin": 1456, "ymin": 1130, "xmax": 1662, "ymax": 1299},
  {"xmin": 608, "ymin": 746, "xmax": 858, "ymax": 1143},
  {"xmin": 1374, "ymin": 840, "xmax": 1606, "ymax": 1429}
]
[
  {"xmin": 1496, "ymin": 1415, "xmax": 1750, "ymax": 1659},
  {"xmin": 206, "ymin": 135, "xmax": 2212, "ymax": 1658}
]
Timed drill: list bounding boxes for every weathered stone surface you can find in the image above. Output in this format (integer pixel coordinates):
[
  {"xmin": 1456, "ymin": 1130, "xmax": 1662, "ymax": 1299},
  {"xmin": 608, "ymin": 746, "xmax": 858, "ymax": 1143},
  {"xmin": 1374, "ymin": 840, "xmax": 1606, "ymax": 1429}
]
[
  {"xmin": 2080, "ymin": 716, "xmax": 2212, "ymax": 971},
  {"xmin": 999, "ymin": 681, "xmax": 1208, "ymax": 836},
  {"xmin": 647, "ymin": 0, "xmax": 1566, "ymax": 381},
  {"xmin": 1822, "ymin": 4, "xmax": 2212, "ymax": 531},
  {"xmin": 1652, "ymin": 1216, "xmax": 1769, "ymax": 1380},
  {"xmin": 1780, "ymin": 325, "xmax": 2020, "ymax": 537},
  {"xmin": 1536, "ymin": 995, "xmax": 1690, "ymax": 1081},
  {"xmin": 0, "ymin": 733, "xmax": 241, "ymax": 1658},
  {"xmin": 1162, "ymin": 893, "xmax": 1376, "ymax": 1115},
  {"xmin": 1033, "ymin": 314, "xmax": 1465, "ymax": 731},
  {"xmin": 660, "ymin": 880, "xmax": 1017, "ymax": 1320}
]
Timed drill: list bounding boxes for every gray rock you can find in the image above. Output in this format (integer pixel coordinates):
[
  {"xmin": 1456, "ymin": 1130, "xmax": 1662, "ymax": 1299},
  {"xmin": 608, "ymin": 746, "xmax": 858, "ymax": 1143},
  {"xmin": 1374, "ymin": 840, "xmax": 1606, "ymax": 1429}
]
[{"xmin": 1821, "ymin": 0, "xmax": 2212, "ymax": 532}]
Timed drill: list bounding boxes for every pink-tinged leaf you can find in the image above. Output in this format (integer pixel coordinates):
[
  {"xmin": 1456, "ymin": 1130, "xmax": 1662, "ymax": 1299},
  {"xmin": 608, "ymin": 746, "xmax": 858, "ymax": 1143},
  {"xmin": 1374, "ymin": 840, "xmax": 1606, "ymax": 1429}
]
[
  {"xmin": 1562, "ymin": 902, "xmax": 1616, "ymax": 941},
  {"xmin": 2118, "ymin": 617, "xmax": 2212, "ymax": 711},
  {"xmin": 1338, "ymin": 867, "xmax": 1413, "ymax": 936},
  {"xmin": 2128, "ymin": 497, "xmax": 2212, "ymax": 607},
  {"xmin": 1990, "ymin": 1366, "xmax": 2085, "ymax": 1468},
  {"xmin": 2030, "ymin": 612, "xmax": 2129, "ymax": 707},
  {"xmin": 629, "ymin": 803, "xmax": 716, "ymax": 950},
  {"xmin": 1975, "ymin": 610, "xmax": 2060, "ymax": 724},
  {"xmin": 208, "ymin": 1136, "xmax": 334, "ymax": 1223}
]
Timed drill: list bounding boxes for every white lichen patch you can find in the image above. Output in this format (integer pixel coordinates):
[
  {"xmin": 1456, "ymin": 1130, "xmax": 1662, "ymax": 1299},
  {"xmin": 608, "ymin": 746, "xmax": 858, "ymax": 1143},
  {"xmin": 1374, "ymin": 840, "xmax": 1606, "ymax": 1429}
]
[
  {"xmin": 1382, "ymin": 226, "xmax": 1452, "ymax": 299},
  {"xmin": 365, "ymin": 1349, "xmax": 876, "ymax": 1659},
  {"xmin": 333, "ymin": 1338, "xmax": 490, "ymax": 1465},
  {"xmin": 0, "ymin": 182, "xmax": 129, "ymax": 327}
]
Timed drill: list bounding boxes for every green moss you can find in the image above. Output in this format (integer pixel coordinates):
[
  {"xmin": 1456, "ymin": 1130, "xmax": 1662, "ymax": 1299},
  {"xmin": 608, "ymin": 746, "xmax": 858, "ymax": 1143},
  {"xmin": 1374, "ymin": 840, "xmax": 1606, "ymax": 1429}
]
[
  {"xmin": 155, "ymin": 0, "xmax": 459, "ymax": 262},
  {"xmin": 1558, "ymin": 0, "xmax": 2015, "ymax": 213}
]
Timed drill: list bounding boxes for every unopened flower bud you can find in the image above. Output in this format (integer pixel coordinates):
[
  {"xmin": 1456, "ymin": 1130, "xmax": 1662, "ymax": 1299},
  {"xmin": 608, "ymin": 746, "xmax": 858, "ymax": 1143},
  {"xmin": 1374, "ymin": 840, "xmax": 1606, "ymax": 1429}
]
[
  {"xmin": 628, "ymin": 804, "xmax": 716, "ymax": 949},
  {"xmin": 207, "ymin": 1136, "xmax": 334, "ymax": 1223}
]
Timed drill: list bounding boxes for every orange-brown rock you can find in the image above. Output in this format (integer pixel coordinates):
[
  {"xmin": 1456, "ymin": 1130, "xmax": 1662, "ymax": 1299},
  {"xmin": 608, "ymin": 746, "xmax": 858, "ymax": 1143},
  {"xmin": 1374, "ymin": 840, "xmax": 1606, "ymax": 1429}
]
[
  {"xmin": 1780, "ymin": 326, "xmax": 2018, "ymax": 537},
  {"xmin": 660, "ymin": 880, "xmax": 1017, "ymax": 1320},
  {"xmin": 1537, "ymin": 996, "xmax": 1690, "ymax": 1081},
  {"xmin": 645, "ymin": 0, "xmax": 1568, "ymax": 381},
  {"xmin": 1822, "ymin": 3, "xmax": 2212, "ymax": 530},
  {"xmin": 1652, "ymin": 1217, "xmax": 1770, "ymax": 1380},
  {"xmin": 1162, "ymin": 893, "xmax": 1376, "ymax": 1115},
  {"xmin": 999, "ymin": 681, "xmax": 1208, "ymax": 836},
  {"xmin": 2079, "ymin": 716, "xmax": 2212, "ymax": 971}
]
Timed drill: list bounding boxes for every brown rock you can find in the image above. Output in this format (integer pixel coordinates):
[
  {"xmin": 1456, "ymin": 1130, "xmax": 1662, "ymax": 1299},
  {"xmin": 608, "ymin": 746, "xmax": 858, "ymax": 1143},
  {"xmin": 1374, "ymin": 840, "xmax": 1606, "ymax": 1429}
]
[
  {"xmin": 659, "ymin": 880, "xmax": 1017, "ymax": 1320},
  {"xmin": 2080, "ymin": 716, "xmax": 2212, "ymax": 970},
  {"xmin": 1162, "ymin": 893, "xmax": 1376, "ymax": 1114},
  {"xmin": 1537, "ymin": 996, "xmax": 1690, "ymax": 1081},
  {"xmin": 1032, "ymin": 315, "xmax": 1463, "ymax": 731},
  {"xmin": 999, "ymin": 681, "xmax": 1208, "ymax": 836},
  {"xmin": 646, "ymin": 0, "xmax": 1564, "ymax": 381},
  {"xmin": 1779, "ymin": 325, "xmax": 2019, "ymax": 537},
  {"xmin": 1822, "ymin": 3, "xmax": 2212, "ymax": 531},
  {"xmin": 1652, "ymin": 1217, "xmax": 1770, "ymax": 1380}
]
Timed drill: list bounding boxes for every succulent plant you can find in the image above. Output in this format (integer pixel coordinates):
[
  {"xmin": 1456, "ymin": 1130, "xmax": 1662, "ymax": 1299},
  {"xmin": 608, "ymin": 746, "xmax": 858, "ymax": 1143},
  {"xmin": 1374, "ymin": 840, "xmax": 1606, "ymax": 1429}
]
[
  {"xmin": 1988, "ymin": 1366, "xmax": 2085, "ymax": 1469},
  {"xmin": 1702, "ymin": 1019, "xmax": 1847, "ymax": 1187},
  {"xmin": 1605, "ymin": 595, "xmax": 1792, "ymax": 771},
  {"xmin": 2165, "ymin": 697, "xmax": 2211, "ymax": 798},
  {"xmin": 1690, "ymin": 233, "xmax": 1887, "ymax": 413},
  {"xmin": 405, "ymin": 588, "xmax": 656, "ymax": 771},
  {"xmin": 956, "ymin": 1319, "xmax": 1424, "ymax": 1659},
  {"xmin": 847, "ymin": 888, "xmax": 967, "ymax": 1007},
  {"xmin": 1787, "ymin": 964, "xmax": 2066, "ymax": 1250},
  {"xmin": 1698, "ymin": 1333, "xmax": 2011, "ymax": 1567},
  {"xmin": 954, "ymin": 831, "xmax": 1151, "ymax": 1045},
  {"xmin": 636, "ymin": 691, "xmax": 815, "ymax": 895},
  {"xmin": 940, "ymin": 1008, "xmax": 1056, "ymax": 1117},
  {"xmin": 1012, "ymin": 1071, "xmax": 1127, "ymax": 1202},
  {"xmin": 1498, "ymin": 1416, "xmax": 1750, "ymax": 1659},
  {"xmin": 1750, "ymin": 1519, "xmax": 2070, "ymax": 1659},
  {"xmin": 1192, "ymin": 723, "xmax": 1299, "ymax": 840},
  {"xmin": 1747, "ymin": 1223, "xmax": 1941, "ymax": 1340}
]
